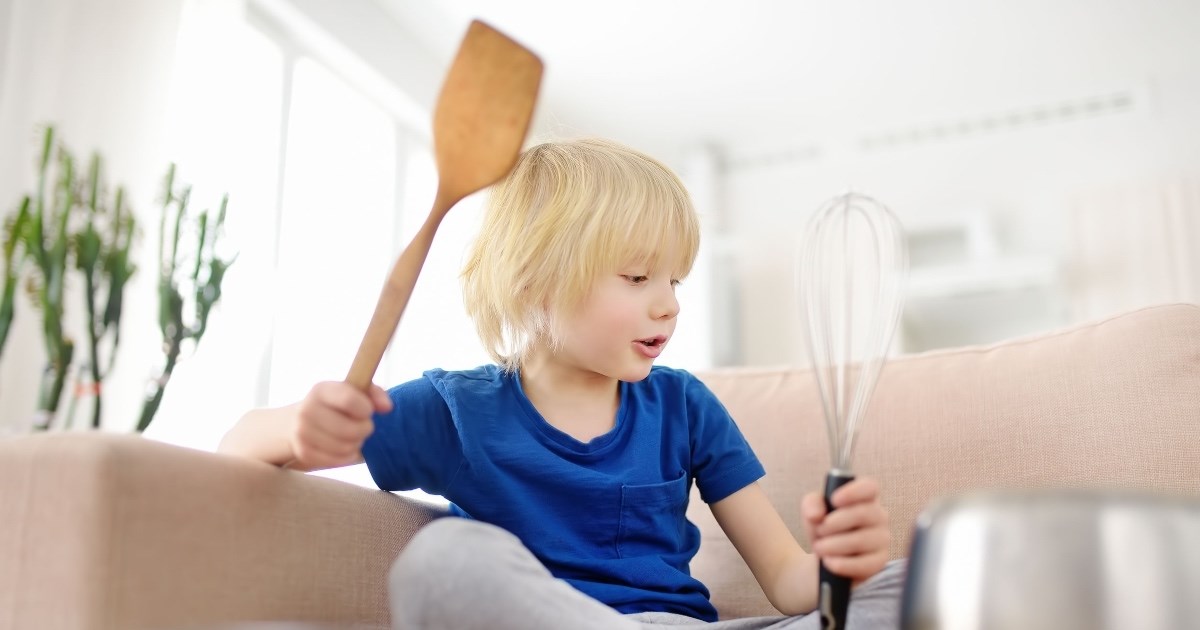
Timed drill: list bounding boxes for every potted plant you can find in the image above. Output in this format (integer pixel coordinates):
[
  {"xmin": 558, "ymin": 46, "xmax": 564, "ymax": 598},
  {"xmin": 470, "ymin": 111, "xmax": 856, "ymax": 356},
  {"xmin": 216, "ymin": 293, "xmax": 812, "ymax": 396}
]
[{"xmin": 1, "ymin": 125, "xmax": 233, "ymax": 433}]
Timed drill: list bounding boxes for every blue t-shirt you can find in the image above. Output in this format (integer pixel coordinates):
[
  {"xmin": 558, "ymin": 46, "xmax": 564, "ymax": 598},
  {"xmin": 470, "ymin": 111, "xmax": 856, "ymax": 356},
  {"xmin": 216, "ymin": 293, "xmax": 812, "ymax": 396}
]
[{"xmin": 361, "ymin": 364, "xmax": 765, "ymax": 622}]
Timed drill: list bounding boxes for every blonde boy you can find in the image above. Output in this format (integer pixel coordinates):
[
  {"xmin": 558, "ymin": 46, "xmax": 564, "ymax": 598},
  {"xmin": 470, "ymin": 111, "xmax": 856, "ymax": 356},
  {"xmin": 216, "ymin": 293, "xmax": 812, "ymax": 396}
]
[{"xmin": 220, "ymin": 138, "xmax": 904, "ymax": 629}]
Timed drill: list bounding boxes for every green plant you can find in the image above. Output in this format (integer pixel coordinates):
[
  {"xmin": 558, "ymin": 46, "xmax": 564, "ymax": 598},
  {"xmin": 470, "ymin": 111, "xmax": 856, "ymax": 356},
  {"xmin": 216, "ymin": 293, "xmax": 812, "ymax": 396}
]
[
  {"xmin": 20, "ymin": 126, "xmax": 77, "ymax": 430},
  {"xmin": 3, "ymin": 125, "xmax": 139, "ymax": 430},
  {"xmin": 137, "ymin": 164, "xmax": 234, "ymax": 432},
  {"xmin": 1, "ymin": 126, "xmax": 229, "ymax": 433},
  {"xmin": 69, "ymin": 153, "xmax": 137, "ymax": 429}
]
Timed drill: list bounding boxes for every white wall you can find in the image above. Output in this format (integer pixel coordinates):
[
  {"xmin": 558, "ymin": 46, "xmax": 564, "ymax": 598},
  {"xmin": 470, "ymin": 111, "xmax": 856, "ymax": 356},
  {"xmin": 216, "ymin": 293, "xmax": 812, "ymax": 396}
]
[{"xmin": 724, "ymin": 64, "xmax": 1200, "ymax": 366}]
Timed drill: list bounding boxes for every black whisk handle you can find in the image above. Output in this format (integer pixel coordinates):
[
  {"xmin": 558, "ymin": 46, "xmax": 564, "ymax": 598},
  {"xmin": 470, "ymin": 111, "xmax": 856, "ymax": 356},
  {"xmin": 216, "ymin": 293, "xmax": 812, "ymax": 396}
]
[{"xmin": 819, "ymin": 470, "xmax": 856, "ymax": 630}]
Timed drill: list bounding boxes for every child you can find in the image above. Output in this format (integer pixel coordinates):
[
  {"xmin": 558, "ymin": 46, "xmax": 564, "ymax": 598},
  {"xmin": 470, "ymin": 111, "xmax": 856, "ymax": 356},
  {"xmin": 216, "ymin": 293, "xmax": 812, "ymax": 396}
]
[{"xmin": 219, "ymin": 138, "xmax": 905, "ymax": 629}]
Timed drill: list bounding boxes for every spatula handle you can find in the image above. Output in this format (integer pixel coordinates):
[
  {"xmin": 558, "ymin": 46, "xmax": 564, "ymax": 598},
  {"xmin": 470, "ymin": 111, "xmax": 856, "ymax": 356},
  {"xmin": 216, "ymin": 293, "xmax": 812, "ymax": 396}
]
[
  {"xmin": 819, "ymin": 469, "xmax": 856, "ymax": 630},
  {"xmin": 344, "ymin": 201, "xmax": 449, "ymax": 390}
]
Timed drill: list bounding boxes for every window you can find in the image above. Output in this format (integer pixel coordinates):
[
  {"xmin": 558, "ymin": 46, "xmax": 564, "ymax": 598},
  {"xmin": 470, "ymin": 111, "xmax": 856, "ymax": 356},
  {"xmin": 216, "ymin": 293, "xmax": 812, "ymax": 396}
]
[{"xmin": 267, "ymin": 58, "xmax": 399, "ymax": 405}]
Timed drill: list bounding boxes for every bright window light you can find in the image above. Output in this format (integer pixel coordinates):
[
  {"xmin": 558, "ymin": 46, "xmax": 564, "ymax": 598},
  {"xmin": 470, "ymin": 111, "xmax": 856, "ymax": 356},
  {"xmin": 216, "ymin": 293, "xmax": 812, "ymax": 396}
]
[{"xmin": 268, "ymin": 57, "xmax": 398, "ymax": 406}]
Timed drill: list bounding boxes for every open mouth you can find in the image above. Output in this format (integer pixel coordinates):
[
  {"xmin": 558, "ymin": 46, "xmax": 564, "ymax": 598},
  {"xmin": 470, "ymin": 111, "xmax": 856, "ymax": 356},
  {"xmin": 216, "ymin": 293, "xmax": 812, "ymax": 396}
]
[{"xmin": 636, "ymin": 335, "xmax": 667, "ymax": 347}]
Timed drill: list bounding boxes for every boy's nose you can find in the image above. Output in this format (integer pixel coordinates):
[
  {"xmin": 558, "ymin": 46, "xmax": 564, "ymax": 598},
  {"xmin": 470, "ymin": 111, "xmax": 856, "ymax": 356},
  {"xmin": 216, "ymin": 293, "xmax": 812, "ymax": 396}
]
[{"xmin": 651, "ymin": 286, "xmax": 680, "ymax": 320}]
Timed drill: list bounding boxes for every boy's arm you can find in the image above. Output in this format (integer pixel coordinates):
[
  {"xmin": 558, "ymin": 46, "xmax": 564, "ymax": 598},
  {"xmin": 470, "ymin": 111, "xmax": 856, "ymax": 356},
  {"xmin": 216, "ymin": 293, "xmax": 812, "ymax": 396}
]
[
  {"xmin": 709, "ymin": 478, "xmax": 890, "ymax": 616},
  {"xmin": 709, "ymin": 482, "xmax": 818, "ymax": 615},
  {"xmin": 218, "ymin": 382, "xmax": 390, "ymax": 471},
  {"xmin": 219, "ymin": 403, "xmax": 309, "ymax": 467}
]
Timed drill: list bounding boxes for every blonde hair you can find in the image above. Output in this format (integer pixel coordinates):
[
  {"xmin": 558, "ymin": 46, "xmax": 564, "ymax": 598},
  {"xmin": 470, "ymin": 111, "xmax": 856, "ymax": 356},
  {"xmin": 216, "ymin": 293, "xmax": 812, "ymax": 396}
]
[{"xmin": 461, "ymin": 138, "xmax": 700, "ymax": 371}]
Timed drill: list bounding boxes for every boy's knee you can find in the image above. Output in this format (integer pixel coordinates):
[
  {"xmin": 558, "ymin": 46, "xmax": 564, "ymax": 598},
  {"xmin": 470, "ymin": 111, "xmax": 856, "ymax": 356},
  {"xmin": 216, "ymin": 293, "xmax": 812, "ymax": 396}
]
[
  {"xmin": 390, "ymin": 518, "xmax": 518, "ymax": 590},
  {"xmin": 392, "ymin": 518, "xmax": 463, "ymax": 584}
]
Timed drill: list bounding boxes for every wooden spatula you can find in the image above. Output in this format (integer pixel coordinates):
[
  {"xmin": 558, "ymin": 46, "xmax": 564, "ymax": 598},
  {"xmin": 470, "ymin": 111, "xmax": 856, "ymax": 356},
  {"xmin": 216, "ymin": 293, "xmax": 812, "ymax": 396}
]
[{"xmin": 344, "ymin": 20, "xmax": 543, "ymax": 390}]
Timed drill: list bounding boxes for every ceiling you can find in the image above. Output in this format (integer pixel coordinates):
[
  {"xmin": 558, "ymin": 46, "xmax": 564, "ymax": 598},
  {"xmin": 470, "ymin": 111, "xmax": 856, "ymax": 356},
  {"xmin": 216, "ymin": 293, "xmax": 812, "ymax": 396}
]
[{"xmin": 375, "ymin": 0, "xmax": 1198, "ymax": 160}]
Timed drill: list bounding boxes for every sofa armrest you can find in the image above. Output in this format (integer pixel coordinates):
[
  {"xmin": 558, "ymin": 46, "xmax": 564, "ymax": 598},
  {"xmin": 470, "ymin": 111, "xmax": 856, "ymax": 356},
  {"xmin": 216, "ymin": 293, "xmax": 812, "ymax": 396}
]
[{"xmin": 0, "ymin": 432, "xmax": 443, "ymax": 630}]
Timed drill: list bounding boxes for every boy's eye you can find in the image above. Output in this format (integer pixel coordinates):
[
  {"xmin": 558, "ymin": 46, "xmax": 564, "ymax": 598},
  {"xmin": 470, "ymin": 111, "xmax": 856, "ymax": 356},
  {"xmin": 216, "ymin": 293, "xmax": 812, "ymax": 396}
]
[
  {"xmin": 623, "ymin": 275, "xmax": 649, "ymax": 284},
  {"xmin": 670, "ymin": 279, "xmax": 682, "ymax": 287}
]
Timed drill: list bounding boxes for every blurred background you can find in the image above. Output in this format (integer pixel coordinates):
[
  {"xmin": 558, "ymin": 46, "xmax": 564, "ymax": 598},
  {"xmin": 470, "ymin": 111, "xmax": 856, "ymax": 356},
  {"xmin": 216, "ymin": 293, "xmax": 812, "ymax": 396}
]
[{"xmin": 1, "ymin": 0, "xmax": 1197, "ymax": 476}]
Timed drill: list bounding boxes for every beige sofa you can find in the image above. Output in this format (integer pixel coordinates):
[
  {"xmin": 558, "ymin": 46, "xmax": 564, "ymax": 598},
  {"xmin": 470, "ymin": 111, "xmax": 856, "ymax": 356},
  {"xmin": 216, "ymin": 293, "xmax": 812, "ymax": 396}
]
[{"xmin": 2, "ymin": 303, "xmax": 1198, "ymax": 629}]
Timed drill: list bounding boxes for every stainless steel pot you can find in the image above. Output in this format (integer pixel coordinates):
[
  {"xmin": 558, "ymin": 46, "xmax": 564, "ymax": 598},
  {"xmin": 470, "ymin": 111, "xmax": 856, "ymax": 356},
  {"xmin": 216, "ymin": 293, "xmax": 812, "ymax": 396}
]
[{"xmin": 900, "ymin": 491, "xmax": 1200, "ymax": 630}]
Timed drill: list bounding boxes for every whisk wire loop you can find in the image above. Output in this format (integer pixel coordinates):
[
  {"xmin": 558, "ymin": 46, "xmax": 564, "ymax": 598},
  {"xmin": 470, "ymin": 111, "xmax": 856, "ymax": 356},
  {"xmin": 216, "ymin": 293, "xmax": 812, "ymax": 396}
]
[{"xmin": 797, "ymin": 193, "xmax": 908, "ymax": 469}]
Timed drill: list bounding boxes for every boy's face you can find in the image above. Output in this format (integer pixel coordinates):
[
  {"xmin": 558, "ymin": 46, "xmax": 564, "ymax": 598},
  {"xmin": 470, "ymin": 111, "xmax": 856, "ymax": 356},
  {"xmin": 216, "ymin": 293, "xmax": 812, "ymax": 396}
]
[{"xmin": 552, "ymin": 258, "xmax": 681, "ymax": 382}]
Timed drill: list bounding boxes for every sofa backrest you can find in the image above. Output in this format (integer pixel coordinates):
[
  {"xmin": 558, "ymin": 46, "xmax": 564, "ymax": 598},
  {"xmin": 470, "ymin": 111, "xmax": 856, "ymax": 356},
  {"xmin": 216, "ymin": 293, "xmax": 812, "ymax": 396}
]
[{"xmin": 689, "ymin": 302, "xmax": 1200, "ymax": 619}]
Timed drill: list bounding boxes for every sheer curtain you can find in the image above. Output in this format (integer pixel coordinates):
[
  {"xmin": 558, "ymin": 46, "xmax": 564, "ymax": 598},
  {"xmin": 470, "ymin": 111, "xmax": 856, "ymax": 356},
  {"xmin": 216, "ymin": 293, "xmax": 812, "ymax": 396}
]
[{"xmin": 1067, "ymin": 173, "xmax": 1200, "ymax": 322}]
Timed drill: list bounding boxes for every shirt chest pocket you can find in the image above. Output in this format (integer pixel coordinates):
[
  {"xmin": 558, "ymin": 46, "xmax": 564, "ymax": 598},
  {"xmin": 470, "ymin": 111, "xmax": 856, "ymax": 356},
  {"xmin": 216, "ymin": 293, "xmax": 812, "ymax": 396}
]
[{"xmin": 617, "ymin": 471, "xmax": 689, "ymax": 558}]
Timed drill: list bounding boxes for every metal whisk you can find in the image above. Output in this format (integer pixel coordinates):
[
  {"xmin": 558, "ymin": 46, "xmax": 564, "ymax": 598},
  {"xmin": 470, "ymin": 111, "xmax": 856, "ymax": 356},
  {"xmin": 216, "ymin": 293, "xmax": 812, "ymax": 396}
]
[{"xmin": 796, "ymin": 192, "xmax": 908, "ymax": 630}]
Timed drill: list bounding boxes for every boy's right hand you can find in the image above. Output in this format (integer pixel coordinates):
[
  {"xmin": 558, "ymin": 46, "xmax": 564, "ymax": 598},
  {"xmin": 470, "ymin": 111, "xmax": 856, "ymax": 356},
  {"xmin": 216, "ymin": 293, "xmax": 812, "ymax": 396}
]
[{"xmin": 288, "ymin": 381, "xmax": 394, "ymax": 470}]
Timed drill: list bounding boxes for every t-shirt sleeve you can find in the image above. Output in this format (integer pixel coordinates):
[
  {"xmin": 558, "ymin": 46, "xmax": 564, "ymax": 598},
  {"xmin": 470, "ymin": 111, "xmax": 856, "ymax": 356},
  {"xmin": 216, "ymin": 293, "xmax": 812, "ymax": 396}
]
[
  {"xmin": 361, "ymin": 375, "xmax": 464, "ymax": 494},
  {"xmin": 685, "ymin": 373, "xmax": 766, "ymax": 504}
]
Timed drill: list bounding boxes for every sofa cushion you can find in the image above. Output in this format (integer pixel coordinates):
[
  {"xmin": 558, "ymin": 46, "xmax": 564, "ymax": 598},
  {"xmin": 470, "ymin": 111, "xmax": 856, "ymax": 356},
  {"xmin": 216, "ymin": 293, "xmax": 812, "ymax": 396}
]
[{"xmin": 689, "ymin": 302, "xmax": 1200, "ymax": 619}]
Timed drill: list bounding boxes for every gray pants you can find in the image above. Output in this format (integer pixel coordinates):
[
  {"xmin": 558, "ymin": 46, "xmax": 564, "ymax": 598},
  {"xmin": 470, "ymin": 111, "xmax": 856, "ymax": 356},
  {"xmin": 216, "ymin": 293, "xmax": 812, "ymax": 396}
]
[{"xmin": 389, "ymin": 518, "xmax": 906, "ymax": 630}]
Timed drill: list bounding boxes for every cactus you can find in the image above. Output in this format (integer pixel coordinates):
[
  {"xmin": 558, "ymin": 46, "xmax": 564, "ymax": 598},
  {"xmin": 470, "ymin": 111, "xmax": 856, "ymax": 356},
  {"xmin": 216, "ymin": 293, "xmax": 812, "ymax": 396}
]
[
  {"xmin": 3, "ymin": 126, "xmax": 223, "ymax": 433},
  {"xmin": 1, "ymin": 126, "xmax": 138, "ymax": 430},
  {"xmin": 137, "ymin": 164, "xmax": 234, "ymax": 432},
  {"xmin": 21, "ymin": 126, "xmax": 77, "ymax": 430},
  {"xmin": 70, "ymin": 153, "xmax": 137, "ymax": 429}
]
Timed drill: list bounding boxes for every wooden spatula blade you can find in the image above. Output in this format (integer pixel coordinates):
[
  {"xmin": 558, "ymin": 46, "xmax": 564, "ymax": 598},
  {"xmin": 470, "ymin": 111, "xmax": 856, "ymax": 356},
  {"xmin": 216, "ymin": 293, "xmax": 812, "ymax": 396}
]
[{"xmin": 433, "ymin": 20, "xmax": 543, "ymax": 202}]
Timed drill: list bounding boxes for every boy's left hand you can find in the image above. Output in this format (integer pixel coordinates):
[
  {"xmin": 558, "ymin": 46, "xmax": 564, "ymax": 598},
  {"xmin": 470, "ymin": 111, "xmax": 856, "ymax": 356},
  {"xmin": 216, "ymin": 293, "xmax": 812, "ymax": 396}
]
[{"xmin": 801, "ymin": 477, "xmax": 890, "ymax": 586}]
